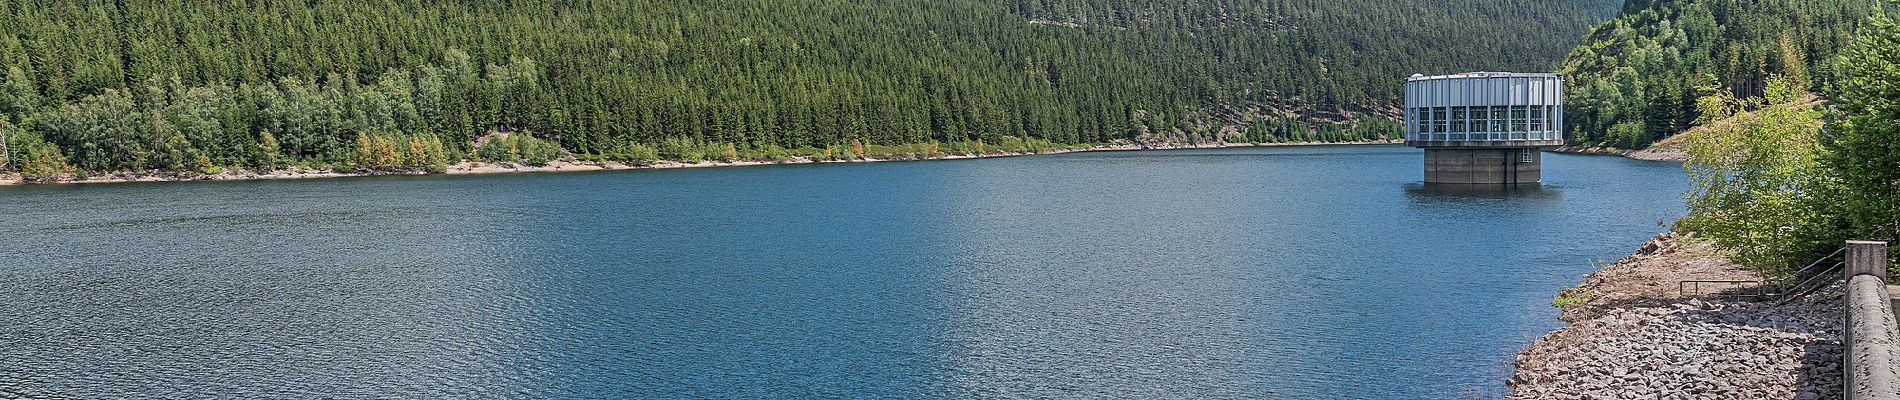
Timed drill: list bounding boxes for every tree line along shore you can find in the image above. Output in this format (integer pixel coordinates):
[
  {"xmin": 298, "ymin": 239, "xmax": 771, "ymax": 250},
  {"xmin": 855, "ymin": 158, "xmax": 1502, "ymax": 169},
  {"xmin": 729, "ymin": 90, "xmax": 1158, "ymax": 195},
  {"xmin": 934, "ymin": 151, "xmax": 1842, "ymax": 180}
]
[
  {"xmin": 0, "ymin": 139, "xmax": 1399, "ymax": 186},
  {"xmin": 0, "ymin": 0, "xmax": 1622, "ymax": 182}
]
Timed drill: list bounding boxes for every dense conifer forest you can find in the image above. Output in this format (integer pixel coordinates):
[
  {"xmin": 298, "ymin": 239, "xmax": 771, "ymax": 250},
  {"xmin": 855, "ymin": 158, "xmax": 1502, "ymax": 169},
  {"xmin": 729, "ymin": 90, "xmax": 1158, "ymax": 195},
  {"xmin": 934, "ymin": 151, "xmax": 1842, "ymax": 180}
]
[
  {"xmin": 1558, "ymin": 0, "xmax": 1882, "ymax": 147},
  {"xmin": 0, "ymin": 0, "xmax": 1617, "ymax": 176}
]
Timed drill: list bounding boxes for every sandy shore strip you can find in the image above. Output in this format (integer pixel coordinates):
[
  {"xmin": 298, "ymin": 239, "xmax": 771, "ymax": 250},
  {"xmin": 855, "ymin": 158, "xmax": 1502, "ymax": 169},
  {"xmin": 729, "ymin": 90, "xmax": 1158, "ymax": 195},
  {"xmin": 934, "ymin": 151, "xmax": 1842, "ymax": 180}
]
[
  {"xmin": 1548, "ymin": 145, "xmax": 1690, "ymax": 162},
  {"xmin": 0, "ymin": 140, "xmax": 1399, "ymax": 186},
  {"xmin": 1509, "ymin": 232, "xmax": 1843, "ymax": 399}
]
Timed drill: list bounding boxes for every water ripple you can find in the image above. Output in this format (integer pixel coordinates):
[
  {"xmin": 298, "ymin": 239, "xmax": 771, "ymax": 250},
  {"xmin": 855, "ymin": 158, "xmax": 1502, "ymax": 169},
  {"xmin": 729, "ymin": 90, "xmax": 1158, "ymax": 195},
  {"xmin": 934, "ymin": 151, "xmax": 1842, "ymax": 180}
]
[{"xmin": 0, "ymin": 146, "xmax": 1687, "ymax": 398}]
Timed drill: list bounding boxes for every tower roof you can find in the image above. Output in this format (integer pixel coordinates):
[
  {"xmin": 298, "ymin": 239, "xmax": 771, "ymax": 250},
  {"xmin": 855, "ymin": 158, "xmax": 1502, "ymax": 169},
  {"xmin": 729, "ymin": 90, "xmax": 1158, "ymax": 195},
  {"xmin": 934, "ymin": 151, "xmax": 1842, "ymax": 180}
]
[{"xmin": 1406, "ymin": 72, "xmax": 1560, "ymax": 82}]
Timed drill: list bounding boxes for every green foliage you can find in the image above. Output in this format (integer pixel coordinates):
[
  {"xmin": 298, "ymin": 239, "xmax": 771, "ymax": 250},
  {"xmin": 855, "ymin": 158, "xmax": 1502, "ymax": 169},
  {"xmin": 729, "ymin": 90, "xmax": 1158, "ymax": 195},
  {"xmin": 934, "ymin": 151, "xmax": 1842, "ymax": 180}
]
[
  {"xmin": 253, "ymin": 131, "xmax": 281, "ymax": 171},
  {"xmin": 942, "ymin": 140, "xmax": 986, "ymax": 155},
  {"xmin": 408, "ymin": 135, "xmax": 451, "ymax": 170},
  {"xmin": 1827, "ymin": 4, "xmax": 1900, "ymax": 245},
  {"xmin": 1346, "ymin": 116, "xmax": 1402, "ymax": 141},
  {"xmin": 657, "ymin": 137, "xmax": 731, "ymax": 162},
  {"xmin": 6, "ymin": 127, "xmax": 73, "ymax": 180},
  {"xmin": 1233, "ymin": 115, "xmax": 1396, "ymax": 143},
  {"xmin": 985, "ymin": 135, "xmax": 1057, "ymax": 153},
  {"xmin": 719, "ymin": 143, "xmax": 739, "ymax": 162},
  {"xmin": 1551, "ymin": 286, "xmax": 1593, "ymax": 308},
  {"xmin": 191, "ymin": 151, "xmax": 220, "ymax": 175},
  {"xmin": 351, "ymin": 132, "xmax": 452, "ymax": 171},
  {"xmin": 1604, "ymin": 120, "xmax": 1651, "ymax": 149},
  {"xmin": 476, "ymin": 133, "xmax": 563, "ymax": 166},
  {"xmin": 1676, "ymin": 76, "xmax": 1842, "ymax": 277},
  {"xmin": 607, "ymin": 142, "xmax": 660, "ymax": 163},
  {"xmin": 1559, "ymin": 0, "xmax": 1878, "ymax": 147},
  {"xmin": 0, "ymin": 66, "xmax": 38, "ymax": 121},
  {"xmin": 0, "ymin": 0, "xmax": 1617, "ymax": 174}
]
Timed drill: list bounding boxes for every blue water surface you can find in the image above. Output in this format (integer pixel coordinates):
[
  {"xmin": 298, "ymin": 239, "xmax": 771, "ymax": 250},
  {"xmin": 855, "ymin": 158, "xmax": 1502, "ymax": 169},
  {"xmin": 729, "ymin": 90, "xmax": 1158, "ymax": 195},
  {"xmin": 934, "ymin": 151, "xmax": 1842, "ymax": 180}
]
[{"xmin": 0, "ymin": 145, "xmax": 1687, "ymax": 398}]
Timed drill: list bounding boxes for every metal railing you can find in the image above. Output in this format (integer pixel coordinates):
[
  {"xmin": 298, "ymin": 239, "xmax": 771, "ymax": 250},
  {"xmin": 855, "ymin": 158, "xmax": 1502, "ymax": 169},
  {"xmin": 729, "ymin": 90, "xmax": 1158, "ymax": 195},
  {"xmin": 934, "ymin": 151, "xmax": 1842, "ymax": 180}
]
[
  {"xmin": 1676, "ymin": 279, "xmax": 1772, "ymax": 298},
  {"xmin": 1675, "ymin": 246, "xmax": 1847, "ymax": 301},
  {"xmin": 1777, "ymin": 246, "xmax": 1848, "ymax": 302}
]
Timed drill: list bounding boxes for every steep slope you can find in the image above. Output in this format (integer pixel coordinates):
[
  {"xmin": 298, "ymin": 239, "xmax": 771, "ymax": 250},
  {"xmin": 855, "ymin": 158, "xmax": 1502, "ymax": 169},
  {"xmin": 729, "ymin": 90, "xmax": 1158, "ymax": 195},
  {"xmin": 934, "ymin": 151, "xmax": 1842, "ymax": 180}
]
[
  {"xmin": 1557, "ymin": 0, "xmax": 1879, "ymax": 147},
  {"xmin": 0, "ymin": 0, "xmax": 1617, "ymax": 173}
]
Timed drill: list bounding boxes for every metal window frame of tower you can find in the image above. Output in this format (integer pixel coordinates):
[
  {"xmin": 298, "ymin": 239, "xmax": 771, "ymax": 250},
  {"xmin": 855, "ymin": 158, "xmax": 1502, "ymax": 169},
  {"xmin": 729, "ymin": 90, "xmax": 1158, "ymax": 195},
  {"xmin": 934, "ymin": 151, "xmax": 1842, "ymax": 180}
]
[{"xmin": 1402, "ymin": 72, "xmax": 1564, "ymax": 148}]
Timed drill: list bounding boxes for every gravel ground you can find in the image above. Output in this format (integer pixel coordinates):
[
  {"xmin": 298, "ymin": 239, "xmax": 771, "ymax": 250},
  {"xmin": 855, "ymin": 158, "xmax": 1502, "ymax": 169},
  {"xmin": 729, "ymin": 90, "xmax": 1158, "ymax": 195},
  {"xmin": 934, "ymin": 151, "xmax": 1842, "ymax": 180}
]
[{"xmin": 1509, "ymin": 233, "xmax": 1843, "ymax": 399}]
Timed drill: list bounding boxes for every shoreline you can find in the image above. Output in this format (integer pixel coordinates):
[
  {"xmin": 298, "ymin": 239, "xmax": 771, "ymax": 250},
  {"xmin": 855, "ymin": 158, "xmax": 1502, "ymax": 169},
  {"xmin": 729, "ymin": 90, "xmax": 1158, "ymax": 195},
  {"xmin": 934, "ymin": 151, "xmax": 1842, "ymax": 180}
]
[
  {"xmin": 0, "ymin": 140, "xmax": 1399, "ymax": 186},
  {"xmin": 1508, "ymin": 232, "xmax": 1842, "ymax": 398},
  {"xmin": 1548, "ymin": 145, "xmax": 1689, "ymax": 162}
]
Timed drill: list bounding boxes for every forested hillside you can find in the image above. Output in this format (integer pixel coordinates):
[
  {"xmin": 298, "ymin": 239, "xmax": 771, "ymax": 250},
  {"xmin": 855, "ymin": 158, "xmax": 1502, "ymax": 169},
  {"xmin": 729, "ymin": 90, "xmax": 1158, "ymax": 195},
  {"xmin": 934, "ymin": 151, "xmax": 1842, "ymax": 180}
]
[
  {"xmin": 1558, "ymin": 0, "xmax": 1880, "ymax": 148},
  {"xmin": 0, "ymin": 0, "xmax": 1615, "ymax": 176}
]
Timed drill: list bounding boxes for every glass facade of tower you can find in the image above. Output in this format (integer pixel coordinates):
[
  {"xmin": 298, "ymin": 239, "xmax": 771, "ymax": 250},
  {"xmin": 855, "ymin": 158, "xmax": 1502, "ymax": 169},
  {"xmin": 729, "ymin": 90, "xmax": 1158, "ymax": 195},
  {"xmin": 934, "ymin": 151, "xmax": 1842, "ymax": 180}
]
[{"xmin": 1403, "ymin": 73, "xmax": 1563, "ymax": 145}]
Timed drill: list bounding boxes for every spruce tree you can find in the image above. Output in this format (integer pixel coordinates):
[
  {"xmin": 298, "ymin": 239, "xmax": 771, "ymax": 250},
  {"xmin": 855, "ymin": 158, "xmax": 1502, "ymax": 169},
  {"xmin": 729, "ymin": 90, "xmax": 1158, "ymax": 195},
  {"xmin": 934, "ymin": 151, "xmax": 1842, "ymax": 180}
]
[{"xmin": 1828, "ymin": 4, "xmax": 1900, "ymax": 243}]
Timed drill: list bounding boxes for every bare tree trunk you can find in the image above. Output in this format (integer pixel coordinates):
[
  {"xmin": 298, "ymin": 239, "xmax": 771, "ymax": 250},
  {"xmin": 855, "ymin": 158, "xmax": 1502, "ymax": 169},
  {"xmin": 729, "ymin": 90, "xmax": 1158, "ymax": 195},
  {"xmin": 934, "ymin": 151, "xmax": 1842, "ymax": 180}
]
[{"xmin": 0, "ymin": 126, "xmax": 9, "ymax": 172}]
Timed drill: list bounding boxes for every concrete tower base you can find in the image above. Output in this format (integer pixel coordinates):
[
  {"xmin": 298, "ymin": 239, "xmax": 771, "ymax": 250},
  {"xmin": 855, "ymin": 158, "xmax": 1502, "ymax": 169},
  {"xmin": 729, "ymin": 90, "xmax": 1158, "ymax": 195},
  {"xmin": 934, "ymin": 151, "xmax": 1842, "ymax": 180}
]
[{"xmin": 1423, "ymin": 148, "xmax": 1543, "ymax": 184}]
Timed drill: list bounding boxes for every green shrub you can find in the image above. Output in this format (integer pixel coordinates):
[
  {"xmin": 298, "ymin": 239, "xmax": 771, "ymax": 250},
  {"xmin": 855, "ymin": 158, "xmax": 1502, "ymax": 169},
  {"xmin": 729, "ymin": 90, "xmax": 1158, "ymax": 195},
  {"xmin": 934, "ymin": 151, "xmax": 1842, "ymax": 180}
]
[
  {"xmin": 476, "ymin": 132, "xmax": 564, "ymax": 166},
  {"xmin": 656, "ymin": 137, "xmax": 728, "ymax": 162},
  {"xmin": 718, "ymin": 142, "xmax": 738, "ymax": 161},
  {"xmin": 1604, "ymin": 120, "xmax": 1650, "ymax": 149},
  {"xmin": 617, "ymin": 143, "xmax": 659, "ymax": 162},
  {"xmin": 252, "ymin": 131, "xmax": 282, "ymax": 171},
  {"xmin": 790, "ymin": 146, "xmax": 829, "ymax": 159},
  {"xmin": 9, "ymin": 130, "xmax": 72, "ymax": 180},
  {"xmin": 1551, "ymin": 287, "xmax": 1592, "ymax": 308},
  {"xmin": 1676, "ymin": 75, "xmax": 1842, "ymax": 278}
]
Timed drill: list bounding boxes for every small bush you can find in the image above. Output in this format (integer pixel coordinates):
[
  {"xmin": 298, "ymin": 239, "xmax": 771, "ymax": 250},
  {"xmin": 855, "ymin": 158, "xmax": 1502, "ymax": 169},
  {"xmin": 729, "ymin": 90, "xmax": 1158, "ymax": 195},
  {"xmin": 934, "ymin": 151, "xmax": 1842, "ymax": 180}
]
[
  {"xmin": 610, "ymin": 142, "xmax": 659, "ymax": 162},
  {"xmin": 477, "ymin": 132, "xmax": 565, "ymax": 166},
  {"xmin": 790, "ymin": 146, "xmax": 829, "ymax": 159},
  {"xmin": 1551, "ymin": 287, "xmax": 1592, "ymax": 308},
  {"xmin": 657, "ymin": 137, "xmax": 731, "ymax": 162},
  {"xmin": 719, "ymin": 142, "xmax": 738, "ymax": 162}
]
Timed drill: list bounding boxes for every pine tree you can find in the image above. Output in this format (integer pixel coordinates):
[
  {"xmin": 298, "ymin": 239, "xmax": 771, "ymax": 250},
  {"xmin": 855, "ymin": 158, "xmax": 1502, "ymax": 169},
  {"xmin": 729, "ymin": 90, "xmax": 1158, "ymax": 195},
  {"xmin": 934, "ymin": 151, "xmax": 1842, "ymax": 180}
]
[{"xmin": 0, "ymin": 0, "xmax": 1619, "ymax": 173}]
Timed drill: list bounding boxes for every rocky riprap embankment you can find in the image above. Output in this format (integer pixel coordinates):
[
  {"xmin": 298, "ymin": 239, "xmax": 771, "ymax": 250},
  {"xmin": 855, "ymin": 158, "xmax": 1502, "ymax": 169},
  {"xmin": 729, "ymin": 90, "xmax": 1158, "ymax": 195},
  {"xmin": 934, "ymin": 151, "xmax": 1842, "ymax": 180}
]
[
  {"xmin": 1548, "ymin": 145, "xmax": 1690, "ymax": 162},
  {"xmin": 1509, "ymin": 233, "xmax": 1844, "ymax": 399}
]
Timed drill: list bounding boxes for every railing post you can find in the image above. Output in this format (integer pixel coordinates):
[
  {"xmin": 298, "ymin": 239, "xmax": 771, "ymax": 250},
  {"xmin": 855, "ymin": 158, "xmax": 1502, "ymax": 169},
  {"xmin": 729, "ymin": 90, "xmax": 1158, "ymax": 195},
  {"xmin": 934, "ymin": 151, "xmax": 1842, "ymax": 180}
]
[{"xmin": 1850, "ymin": 241, "xmax": 1890, "ymax": 280}]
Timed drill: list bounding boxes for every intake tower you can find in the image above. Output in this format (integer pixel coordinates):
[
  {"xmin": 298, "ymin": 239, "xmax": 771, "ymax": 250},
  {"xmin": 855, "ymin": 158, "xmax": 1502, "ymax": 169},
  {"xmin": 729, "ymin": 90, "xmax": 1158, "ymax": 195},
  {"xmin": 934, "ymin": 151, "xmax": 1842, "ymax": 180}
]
[{"xmin": 1403, "ymin": 72, "xmax": 1564, "ymax": 184}]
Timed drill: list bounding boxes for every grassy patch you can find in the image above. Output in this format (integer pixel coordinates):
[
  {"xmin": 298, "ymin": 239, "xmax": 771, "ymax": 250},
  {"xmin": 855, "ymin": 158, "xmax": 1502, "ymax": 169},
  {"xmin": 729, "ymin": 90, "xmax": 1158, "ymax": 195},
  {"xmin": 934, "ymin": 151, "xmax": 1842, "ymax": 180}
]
[{"xmin": 1551, "ymin": 287, "xmax": 1594, "ymax": 308}]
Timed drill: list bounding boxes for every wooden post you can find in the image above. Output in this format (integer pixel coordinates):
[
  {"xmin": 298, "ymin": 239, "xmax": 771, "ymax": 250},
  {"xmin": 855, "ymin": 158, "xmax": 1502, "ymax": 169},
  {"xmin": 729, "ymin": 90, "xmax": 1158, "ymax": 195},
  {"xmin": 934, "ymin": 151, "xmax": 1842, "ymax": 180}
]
[{"xmin": 1848, "ymin": 240, "xmax": 1890, "ymax": 280}]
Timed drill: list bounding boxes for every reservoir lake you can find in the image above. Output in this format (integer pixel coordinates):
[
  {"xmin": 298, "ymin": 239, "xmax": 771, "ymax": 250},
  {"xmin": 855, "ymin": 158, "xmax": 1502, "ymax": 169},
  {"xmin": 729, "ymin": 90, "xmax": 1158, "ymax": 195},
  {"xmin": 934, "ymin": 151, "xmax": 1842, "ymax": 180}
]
[{"xmin": 0, "ymin": 145, "xmax": 1688, "ymax": 398}]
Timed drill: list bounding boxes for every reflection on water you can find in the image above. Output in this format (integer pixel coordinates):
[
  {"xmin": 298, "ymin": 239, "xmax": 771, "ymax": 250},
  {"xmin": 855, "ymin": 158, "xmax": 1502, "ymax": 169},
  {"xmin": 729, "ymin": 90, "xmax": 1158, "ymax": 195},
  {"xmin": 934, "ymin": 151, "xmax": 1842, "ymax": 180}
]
[
  {"xmin": 0, "ymin": 146, "xmax": 1688, "ymax": 398},
  {"xmin": 1405, "ymin": 182, "xmax": 1561, "ymax": 200}
]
